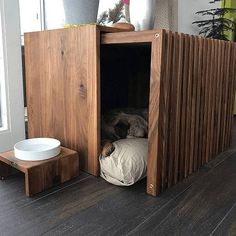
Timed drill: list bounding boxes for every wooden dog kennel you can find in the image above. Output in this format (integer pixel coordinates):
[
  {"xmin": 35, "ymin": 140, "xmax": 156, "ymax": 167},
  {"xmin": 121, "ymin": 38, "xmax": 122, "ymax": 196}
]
[{"xmin": 24, "ymin": 25, "xmax": 236, "ymax": 196}]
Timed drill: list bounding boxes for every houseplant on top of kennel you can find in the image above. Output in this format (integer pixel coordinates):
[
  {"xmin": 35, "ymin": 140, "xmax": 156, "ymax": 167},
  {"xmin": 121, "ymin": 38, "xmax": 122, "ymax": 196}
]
[
  {"xmin": 193, "ymin": 0, "xmax": 236, "ymax": 40},
  {"xmin": 97, "ymin": 0, "xmax": 134, "ymax": 30}
]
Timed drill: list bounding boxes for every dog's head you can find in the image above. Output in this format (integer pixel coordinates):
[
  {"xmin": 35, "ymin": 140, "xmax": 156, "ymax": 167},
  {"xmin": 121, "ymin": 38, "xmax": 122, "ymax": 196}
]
[{"xmin": 114, "ymin": 121, "xmax": 130, "ymax": 139}]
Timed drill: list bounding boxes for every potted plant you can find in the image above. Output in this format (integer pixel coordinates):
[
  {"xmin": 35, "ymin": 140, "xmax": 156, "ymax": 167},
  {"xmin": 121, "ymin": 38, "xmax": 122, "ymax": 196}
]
[
  {"xmin": 193, "ymin": 0, "xmax": 236, "ymax": 40},
  {"xmin": 44, "ymin": 0, "xmax": 100, "ymax": 30}
]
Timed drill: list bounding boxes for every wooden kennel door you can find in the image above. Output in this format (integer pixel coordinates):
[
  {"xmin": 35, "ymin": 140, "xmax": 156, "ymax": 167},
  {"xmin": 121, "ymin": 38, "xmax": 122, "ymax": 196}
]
[{"xmin": 24, "ymin": 26, "xmax": 100, "ymax": 175}]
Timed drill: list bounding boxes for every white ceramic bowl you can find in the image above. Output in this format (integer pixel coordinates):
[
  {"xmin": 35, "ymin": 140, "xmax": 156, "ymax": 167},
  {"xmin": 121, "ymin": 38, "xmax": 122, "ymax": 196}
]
[{"xmin": 14, "ymin": 138, "xmax": 61, "ymax": 161}]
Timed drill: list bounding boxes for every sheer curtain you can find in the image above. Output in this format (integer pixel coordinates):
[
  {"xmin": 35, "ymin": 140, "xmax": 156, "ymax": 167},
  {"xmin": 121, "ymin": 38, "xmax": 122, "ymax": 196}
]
[{"xmin": 154, "ymin": 0, "xmax": 178, "ymax": 31}]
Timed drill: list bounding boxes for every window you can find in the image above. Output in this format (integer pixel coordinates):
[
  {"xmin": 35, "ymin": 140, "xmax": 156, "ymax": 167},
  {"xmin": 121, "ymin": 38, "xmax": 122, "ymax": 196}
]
[
  {"xmin": 0, "ymin": 0, "xmax": 25, "ymax": 152},
  {"xmin": 0, "ymin": 7, "xmax": 6, "ymax": 130}
]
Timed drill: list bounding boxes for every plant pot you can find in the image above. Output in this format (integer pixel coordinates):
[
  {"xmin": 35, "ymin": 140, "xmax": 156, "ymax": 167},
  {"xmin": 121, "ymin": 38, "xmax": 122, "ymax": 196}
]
[
  {"xmin": 44, "ymin": 0, "xmax": 100, "ymax": 30},
  {"xmin": 129, "ymin": 0, "xmax": 157, "ymax": 31}
]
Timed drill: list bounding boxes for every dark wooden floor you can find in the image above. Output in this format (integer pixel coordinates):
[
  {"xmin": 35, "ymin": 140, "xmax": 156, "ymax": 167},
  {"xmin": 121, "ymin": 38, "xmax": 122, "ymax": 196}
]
[{"xmin": 1, "ymin": 121, "xmax": 236, "ymax": 236}]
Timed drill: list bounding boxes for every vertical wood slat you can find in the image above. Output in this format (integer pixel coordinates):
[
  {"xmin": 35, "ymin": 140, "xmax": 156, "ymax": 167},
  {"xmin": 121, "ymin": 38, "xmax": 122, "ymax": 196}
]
[
  {"xmin": 161, "ymin": 31, "xmax": 172, "ymax": 190},
  {"xmin": 147, "ymin": 30, "xmax": 165, "ymax": 196},
  {"xmin": 216, "ymin": 41, "xmax": 226, "ymax": 154},
  {"xmin": 195, "ymin": 37, "xmax": 205, "ymax": 170},
  {"xmin": 209, "ymin": 40, "xmax": 218, "ymax": 161},
  {"xmin": 220, "ymin": 42, "xmax": 230, "ymax": 152},
  {"xmin": 193, "ymin": 36, "xmax": 202, "ymax": 172},
  {"xmin": 197, "ymin": 38, "xmax": 207, "ymax": 168},
  {"xmin": 221, "ymin": 43, "xmax": 229, "ymax": 150},
  {"xmin": 189, "ymin": 36, "xmax": 198, "ymax": 174},
  {"xmin": 170, "ymin": 32, "xmax": 181, "ymax": 186},
  {"xmin": 185, "ymin": 35, "xmax": 194, "ymax": 176},
  {"xmin": 179, "ymin": 35, "xmax": 189, "ymax": 181},
  {"xmin": 222, "ymin": 43, "xmax": 232, "ymax": 149},
  {"xmin": 212, "ymin": 40, "xmax": 221, "ymax": 158},
  {"xmin": 201, "ymin": 39, "xmax": 211, "ymax": 165},
  {"xmin": 226, "ymin": 44, "xmax": 236, "ymax": 147},
  {"xmin": 174, "ymin": 33, "xmax": 184, "ymax": 184},
  {"xmin": 189, "ymin": 37, "xmax": 200, "ymax": 174},
  {"xmin": 153, "ymin": 31, "xmax": 236, "ymax": 196},
  {"xmin": 206, "ymin": 40, "xmax": 215, "ymax": 162},
  {"xmin": 167, "ymin": 32, "xmax": 175, "ymax": 187}
]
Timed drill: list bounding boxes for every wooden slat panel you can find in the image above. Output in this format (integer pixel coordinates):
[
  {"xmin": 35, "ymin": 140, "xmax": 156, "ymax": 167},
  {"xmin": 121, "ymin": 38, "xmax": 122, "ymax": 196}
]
[{"xmin": 148, "ymin": 30, "xmax": 235, "ymax": 196}]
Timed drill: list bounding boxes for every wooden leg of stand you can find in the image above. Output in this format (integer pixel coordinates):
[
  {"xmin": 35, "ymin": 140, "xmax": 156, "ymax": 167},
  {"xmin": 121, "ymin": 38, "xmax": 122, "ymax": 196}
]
[{"xmin": 0, "ymin": 161, "xmax": 13, "ymax": 180}]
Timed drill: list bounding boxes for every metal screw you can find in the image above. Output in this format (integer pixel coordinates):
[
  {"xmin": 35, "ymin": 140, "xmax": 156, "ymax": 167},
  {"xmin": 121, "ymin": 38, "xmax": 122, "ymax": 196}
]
[
  {"xmin": 154, "ymin": 33, "xmax": 160, "ymax": 38},
  {"xmin": 10, "ymin": 161, "xmax": 17, "ymax": 167}
]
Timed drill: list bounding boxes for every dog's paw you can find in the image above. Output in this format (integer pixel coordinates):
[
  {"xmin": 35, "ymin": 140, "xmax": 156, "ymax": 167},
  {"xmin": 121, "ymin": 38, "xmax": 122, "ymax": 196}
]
[{"xmin": 101, "ymin": 142, "xmax": 115, "ymax": 157}]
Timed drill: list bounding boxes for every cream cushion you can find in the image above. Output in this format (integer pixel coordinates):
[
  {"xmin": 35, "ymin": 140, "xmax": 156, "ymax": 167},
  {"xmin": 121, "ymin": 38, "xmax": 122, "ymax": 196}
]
[{"xmin": 100, "ymin": 138, "xmax": 148, "ymax": 186}]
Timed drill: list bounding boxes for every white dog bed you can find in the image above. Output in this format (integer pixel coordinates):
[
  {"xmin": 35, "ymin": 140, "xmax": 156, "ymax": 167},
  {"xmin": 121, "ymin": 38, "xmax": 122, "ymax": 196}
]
[{"xmin": 99, "ymin": 138, "xmax": 148, "ymax": 186}]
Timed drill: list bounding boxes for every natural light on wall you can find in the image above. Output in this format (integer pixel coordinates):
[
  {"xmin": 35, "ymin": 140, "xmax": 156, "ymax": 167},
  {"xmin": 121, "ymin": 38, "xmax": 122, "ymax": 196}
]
[{"xmin": 0, "ymin": 10, "xmax": 7, "ymax": 130}]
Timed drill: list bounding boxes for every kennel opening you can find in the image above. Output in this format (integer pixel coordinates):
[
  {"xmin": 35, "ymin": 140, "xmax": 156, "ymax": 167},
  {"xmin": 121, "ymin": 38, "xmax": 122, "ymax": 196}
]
[{"xmin": 100, "ymin": 43, "xmax": 151, "ymax": 113}]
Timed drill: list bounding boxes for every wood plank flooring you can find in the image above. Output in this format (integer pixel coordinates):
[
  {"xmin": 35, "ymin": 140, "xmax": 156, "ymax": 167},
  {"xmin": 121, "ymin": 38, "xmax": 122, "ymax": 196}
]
[{"xmin": 1, "ymin": 119, "xmax": 236, "ymax": 235}]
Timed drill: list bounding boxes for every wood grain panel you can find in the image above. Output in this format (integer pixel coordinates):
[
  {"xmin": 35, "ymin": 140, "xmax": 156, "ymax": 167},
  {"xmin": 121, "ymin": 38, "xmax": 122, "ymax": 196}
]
[
  {"xmin": 25, "ymin": 26, "xmax": 100, "ymax": 175},
  {"xmin": 101, "ymin": 30, "xmax": 158, "ymax": 44}
]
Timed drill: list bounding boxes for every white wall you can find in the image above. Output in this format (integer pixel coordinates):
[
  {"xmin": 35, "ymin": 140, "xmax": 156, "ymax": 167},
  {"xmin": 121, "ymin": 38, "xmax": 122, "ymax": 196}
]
[
  {"xmin": 154, "ymin": 0, "xmax": 178, "ymax": 31},
  {"xmin": 178, "ymin": 0, "xmax": 220, "ymax": 35}
]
